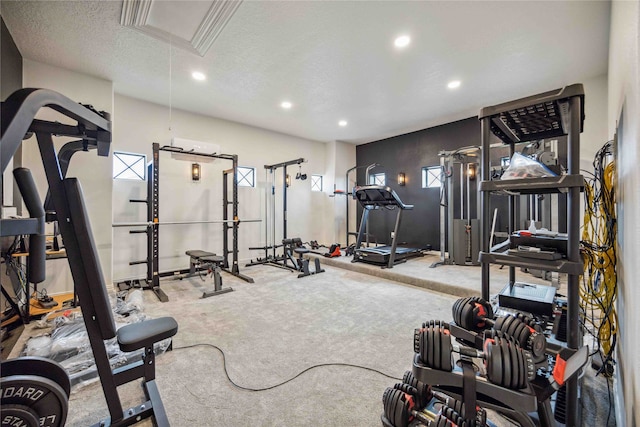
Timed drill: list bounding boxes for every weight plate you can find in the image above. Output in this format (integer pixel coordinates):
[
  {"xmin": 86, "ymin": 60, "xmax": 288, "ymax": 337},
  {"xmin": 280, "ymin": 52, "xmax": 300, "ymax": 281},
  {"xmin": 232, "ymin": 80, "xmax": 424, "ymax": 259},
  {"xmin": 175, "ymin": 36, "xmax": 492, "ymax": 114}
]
[
  {"xmin": 425, "ymin": 326, "xmax": 433, "ymax": 368},
  {"xmin": 485, "ymin": 340, "xmax": 497, "ymax": 388},
  {"xmin": 1, "ymin": 357, "xmax": 70, "ymax": 398},
  {"xmin": 499, "ymin": 314, "xmax": 513, "ymax": 338},
  {"xmin": 434, "ymin": 414, "xmax": 449, "ymax": 427},
  {"xmin": 515, "ymin": 338, "xmax": 526, "ymax": 389},
  {"xmin": 453, "ymin": 298, "xmax": 464, "ymax": 326},
  {"xmin": 1, "ymin": 404, "xmax": 40, "ymax": 427},
  {"xmin": 529, "ymin": 332, "xmax": 546, "ymax": 362},
  {"xmin": 505, "ymin": 337, "xmax": 519, "ymax": 389},
  {"xmin": 402, "ymin": 371, "xmax": 413, "ymax": 387},
  {"xmin": 515, "ymin": 321, "xmax": 529, "ymax": 349},
  {"xmin": 462, "ymin": 298, "xmax": 475, "ymax": 330},
  {"xmin": 507, "ymin": 316, "xmax": 522, "ymax": 339},
  {"xmin": 1, "ymin": 375, "xmax": 68, "ymax": 427},
  {"xmin": 440, "ymin": 327, "xmax": 453, "ymax": 372},
  {"xmin": 432, "ymin": 326, "xmax": 440, "ymax": 370},
  {"xmin": 504, "ymin": 337, "xmax": 516, "ymax": 389},
  {"xmin": 495, "ymin": 338, "xmax": 507, "ymax": 387}
]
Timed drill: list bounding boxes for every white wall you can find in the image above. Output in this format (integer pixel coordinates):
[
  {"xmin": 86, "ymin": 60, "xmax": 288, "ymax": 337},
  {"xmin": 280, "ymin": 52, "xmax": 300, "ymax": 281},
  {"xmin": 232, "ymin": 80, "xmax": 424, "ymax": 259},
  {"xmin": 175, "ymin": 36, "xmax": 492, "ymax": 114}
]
[
  {"xmin": 608, "ymin": 1, "xmax": 640, "ymax": 425},
  {"xmin": 324, "ymin": 140, "xmax": 356, "ymax": 246},
  {"xmin": 580, "ymin": 74, "xmax": 610, "ymax": 169},
  {"xmin": 112, "ymin": 94, "xmax": 328, "ymax": 281},
  {"xmin": 21, "ymin": 59, "xmax": 114, "ymax": 294}
]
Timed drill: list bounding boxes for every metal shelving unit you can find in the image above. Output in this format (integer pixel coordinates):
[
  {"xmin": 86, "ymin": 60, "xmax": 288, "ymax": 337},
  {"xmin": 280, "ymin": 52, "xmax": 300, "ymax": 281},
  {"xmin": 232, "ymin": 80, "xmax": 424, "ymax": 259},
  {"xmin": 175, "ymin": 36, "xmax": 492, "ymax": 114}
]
[{"xmin": 478, "ymin": 84, "xmax": 585, "ymax": 426}]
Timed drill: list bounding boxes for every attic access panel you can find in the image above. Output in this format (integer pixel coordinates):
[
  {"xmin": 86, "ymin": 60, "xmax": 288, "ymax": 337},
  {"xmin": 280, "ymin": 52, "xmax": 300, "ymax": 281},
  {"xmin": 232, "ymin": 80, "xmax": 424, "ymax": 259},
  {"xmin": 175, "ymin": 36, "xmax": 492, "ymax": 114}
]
[{"xmin": 479, "ymin": 84, "xmax": 585, "ymax": 144}]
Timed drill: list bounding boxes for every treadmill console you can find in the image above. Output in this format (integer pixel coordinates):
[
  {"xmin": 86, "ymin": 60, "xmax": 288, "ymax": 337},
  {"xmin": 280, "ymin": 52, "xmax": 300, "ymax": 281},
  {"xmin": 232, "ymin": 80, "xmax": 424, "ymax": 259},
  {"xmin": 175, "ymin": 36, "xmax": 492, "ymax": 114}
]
[{"xmin": 353, "ymin": 185, "xmax": 413, "ymax": 210}]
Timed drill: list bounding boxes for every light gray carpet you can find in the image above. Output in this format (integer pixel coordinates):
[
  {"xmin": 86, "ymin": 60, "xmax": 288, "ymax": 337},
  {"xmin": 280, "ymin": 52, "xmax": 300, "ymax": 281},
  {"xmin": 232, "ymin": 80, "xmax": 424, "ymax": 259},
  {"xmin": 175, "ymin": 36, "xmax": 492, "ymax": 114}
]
[
  {"xmin": 66, "ymin": 265, "xmax": 457, "ymax": 426},
  {"xmin": 12, "ymin": 262, "xmax": 615, "ymax": 426}
]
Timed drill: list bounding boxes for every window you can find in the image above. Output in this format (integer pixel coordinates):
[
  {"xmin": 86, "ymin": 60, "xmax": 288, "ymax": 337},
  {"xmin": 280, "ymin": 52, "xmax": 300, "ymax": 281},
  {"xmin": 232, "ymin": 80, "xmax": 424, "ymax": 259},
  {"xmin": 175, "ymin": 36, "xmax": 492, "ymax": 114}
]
[
  {"xmin": 113, "ymin": 152, "xmax": 146, "ymax": 180},
  {"xmin": 237, "ymin": 166, "xmax": 255, "ymax": 187},
  {"xmin": 369, "ymin": 173, "xmax": 385, "ymax": 186},
  {"xmin": 311, "ymin": 175, "xmax": 323, "ymax": 192},
  {"xmin": 422, "ymin": 166, "xmax": 441, "ymax": 188}
]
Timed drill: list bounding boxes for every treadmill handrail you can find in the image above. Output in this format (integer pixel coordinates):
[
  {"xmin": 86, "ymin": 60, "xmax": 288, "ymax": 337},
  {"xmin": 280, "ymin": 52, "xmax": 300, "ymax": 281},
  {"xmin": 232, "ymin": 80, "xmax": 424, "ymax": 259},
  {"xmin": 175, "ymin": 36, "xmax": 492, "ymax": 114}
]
[
  {"xmin": 1, "ymin": 88, "xmax": 112, "ymax": 174},
  {"xmin": 353, "ymin": 185, "xmax": 414, "ymax": 210}
]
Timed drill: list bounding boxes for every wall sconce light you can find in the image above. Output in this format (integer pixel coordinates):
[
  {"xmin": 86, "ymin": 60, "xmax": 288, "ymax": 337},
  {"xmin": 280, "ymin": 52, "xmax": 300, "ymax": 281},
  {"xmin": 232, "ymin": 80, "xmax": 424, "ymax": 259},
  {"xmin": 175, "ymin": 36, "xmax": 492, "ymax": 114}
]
[
  {"xmin": 192, "ymin": 163, "xmax": 201, "ymax": 181},
  {"xmin": 286, "ymin": 174, "xmax": 291, "ymax": 187},
  {"xmin": 467, "ymin": 163, "xmax": 476, "ymax": 180},
  {"xmin": 398, "ymin": 172, "xmax": 406, "ymax": 186}
]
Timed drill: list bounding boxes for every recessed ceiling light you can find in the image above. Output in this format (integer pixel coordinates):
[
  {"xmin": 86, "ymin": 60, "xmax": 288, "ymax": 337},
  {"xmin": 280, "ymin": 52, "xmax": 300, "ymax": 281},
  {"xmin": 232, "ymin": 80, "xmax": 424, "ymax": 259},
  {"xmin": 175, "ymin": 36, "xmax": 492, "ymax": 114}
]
[
  {"xmin": 338, "ymin": 120, "xmax": 348, "ymax": 127},
  {"xmin": 447, "ymin": 80, "xmax": 461, "ymax": 89},
  {"xmin": 394, "ymin": 35, "xmax": 411, "ymax": 48},
  {"xmin": 281, "ymin": 101, "xmax": 292, "ymax": 109},
  {"xmin": 192, "ymin": 71, "xmax": 206, "ymax": 81}
]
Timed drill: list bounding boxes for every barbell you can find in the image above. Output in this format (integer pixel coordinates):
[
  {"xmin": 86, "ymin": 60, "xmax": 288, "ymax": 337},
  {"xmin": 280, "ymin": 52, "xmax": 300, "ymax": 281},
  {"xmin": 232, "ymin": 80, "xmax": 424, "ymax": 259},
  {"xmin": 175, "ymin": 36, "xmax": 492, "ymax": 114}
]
[{"xmin": 112, "ymin": 219, "xmax": 262, "ymax": 227}]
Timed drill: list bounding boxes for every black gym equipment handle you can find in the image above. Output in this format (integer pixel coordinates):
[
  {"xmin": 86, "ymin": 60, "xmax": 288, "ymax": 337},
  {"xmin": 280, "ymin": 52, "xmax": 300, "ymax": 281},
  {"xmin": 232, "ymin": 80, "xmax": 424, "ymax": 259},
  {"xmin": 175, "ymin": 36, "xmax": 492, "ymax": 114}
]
[{"xmin": 13, "ymin": 167, "xmax": 46, "ymax": 284}]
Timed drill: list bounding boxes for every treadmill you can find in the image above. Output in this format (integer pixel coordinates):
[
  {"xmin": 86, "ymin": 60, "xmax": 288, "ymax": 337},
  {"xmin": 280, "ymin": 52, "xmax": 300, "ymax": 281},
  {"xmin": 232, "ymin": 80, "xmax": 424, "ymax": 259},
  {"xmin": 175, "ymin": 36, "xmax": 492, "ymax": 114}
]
[{"xmin": 352, "ymin": 185, "xmax": 424, "ymax": 268}]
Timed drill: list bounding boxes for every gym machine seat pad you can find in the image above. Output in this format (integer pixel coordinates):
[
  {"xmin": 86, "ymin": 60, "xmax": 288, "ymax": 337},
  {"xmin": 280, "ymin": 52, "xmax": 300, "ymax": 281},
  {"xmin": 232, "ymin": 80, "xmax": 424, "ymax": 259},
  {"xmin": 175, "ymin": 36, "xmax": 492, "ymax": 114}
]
[{"xmin": 118, "ymin": 317, "xmax": 178, "ymax": 352}]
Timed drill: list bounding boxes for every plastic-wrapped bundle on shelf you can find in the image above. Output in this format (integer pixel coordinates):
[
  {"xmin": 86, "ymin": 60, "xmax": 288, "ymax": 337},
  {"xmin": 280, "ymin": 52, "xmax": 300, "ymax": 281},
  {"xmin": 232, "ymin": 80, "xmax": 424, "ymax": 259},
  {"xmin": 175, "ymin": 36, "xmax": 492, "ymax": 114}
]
[
  {"xmin": 20, "ymin": 290, "xmax": 172, "ymax": 389},
  {"xmin": 501, "ymin": 153, "xmax": 557, "ymax": 180}
]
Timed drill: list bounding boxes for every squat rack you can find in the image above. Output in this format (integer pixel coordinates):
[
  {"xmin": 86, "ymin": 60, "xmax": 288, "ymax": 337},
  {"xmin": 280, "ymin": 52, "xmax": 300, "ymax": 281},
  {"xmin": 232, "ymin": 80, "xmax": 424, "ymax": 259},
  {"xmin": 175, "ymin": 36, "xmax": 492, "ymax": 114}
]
[{"xmin": 117, "ymin": 142, "xmax": 254, "ymax": 301}]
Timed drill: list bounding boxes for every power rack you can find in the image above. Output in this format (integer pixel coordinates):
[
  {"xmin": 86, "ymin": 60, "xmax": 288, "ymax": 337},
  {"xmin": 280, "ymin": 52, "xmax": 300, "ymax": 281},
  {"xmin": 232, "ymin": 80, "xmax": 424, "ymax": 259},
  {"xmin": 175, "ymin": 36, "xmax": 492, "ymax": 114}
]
[{"xmin": 117, "ymin": 142, "xmax": 254, "ymax": 301}]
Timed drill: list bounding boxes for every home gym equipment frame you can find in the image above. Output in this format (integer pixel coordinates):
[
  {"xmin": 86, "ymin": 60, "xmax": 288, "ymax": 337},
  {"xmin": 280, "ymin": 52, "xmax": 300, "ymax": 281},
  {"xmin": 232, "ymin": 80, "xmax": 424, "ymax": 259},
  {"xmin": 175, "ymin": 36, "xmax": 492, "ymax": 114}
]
[
  {"xmin": 116, "ymin": 142, "xmax": 255, "ymax": 301},
  {"xmin": 431, "ymin": 146, "xmax": 481, "ymax": 268},
  {"xmin": 1, "ymin": 88, "xmax": 178, "ymax": 427},
  {"xmin": 246, "ymin": 157, "xmax": 308, "ymax": 271},
  {"xmin": 352, "ymin": 185, "xmax": 423, "ymax": 268},
  {"xmin": 344, "ymin": 163, "xmax": 381, "ymax": 247},
  {"xmin": 478, "ymin": 84, "xmax": 585, "ymax": 426}
]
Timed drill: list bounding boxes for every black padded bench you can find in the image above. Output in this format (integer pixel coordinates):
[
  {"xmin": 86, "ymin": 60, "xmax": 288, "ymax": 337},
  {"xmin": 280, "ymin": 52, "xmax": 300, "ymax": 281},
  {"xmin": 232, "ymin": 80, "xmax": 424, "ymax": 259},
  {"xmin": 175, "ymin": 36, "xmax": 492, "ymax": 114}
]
[{"xmin": 185, "ymin": 250, "xmax": 233, "ymax": 298}]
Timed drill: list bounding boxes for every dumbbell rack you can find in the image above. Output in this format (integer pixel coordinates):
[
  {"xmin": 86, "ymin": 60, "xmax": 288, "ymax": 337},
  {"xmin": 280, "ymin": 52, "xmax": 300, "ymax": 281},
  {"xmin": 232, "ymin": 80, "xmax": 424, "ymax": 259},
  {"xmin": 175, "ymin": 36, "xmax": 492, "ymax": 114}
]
[
  {"xmin": 411, "ymin": 355, "xmax": 540, "ymax": 427},
  {"xmin": 477, "ymin": 84, "xmax": 585, "ymax": 426}
]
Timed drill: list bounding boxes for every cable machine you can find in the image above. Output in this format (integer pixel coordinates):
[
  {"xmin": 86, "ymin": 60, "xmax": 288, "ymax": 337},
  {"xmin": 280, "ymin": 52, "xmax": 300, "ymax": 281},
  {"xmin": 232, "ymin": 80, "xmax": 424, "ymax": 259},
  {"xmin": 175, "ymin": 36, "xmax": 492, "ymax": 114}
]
[
  {"xmin": 116, "ymin": 142, "xmax": 255, "ymax": 301},
  {"xmin": 246, "ymin": 158, "xmax": 305, "ymax": 270},
  {"xmin": 431, "ymin": 147, "xmax": 481, "ymax": 267}
]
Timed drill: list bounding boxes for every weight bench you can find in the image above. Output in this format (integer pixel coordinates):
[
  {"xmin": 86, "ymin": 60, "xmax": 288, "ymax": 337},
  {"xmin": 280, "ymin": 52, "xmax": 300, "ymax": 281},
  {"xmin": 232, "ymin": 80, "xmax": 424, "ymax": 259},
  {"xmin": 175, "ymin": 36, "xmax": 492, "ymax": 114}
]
[{"xmin": 185, "ymin": 250, "xmax": 234, "ymax": 298}]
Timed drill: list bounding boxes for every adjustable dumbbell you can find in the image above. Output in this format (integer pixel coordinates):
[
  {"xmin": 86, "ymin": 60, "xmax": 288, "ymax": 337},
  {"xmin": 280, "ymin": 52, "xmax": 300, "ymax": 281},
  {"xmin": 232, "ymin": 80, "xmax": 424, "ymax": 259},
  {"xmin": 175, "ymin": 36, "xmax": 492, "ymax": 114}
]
[
  {"xmin": 382, "ymin": 387, "xmax": 452, "ymax": 427},
  {"xmin": 400, "ymin": 371, "xmax": 433, "ymax": 408},
  {"xmin": 414, "ymin": 322, "xmax": 536, "ymax": 390},
  {"xmin": 432, "ymin": 392, "xmax": 487, "ymax": 427},
  {"xmin": 451, "ymin": 297, "xmax": 546, "ymax": 361},
  {"xmin": 400, "ymin": 371, "xmax": 486, "ymax": 427}
]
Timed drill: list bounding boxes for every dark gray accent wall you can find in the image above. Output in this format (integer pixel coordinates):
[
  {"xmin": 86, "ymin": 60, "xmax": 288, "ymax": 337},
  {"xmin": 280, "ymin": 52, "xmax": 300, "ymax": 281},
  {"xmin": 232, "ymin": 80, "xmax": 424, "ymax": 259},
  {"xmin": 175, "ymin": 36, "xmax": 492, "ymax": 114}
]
[
  {"xmin": 356, "ymin": 117, "xmax": 481, "ymax": 250},
  {"xmin": 1, "ymin": 16, "xmax": 23, "ymax": 100},
  {"xmin": 356, "ymin": 118, "xmax": 568, "ymax": 251}
]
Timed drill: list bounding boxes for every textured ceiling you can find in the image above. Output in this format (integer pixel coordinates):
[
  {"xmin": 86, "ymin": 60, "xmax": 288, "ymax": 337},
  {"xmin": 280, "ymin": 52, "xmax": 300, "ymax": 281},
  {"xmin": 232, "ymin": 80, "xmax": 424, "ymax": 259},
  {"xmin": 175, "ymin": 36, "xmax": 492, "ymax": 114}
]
[{"xmin": 1, "ymin": 1, "xmax": 610, "ymax": 144}]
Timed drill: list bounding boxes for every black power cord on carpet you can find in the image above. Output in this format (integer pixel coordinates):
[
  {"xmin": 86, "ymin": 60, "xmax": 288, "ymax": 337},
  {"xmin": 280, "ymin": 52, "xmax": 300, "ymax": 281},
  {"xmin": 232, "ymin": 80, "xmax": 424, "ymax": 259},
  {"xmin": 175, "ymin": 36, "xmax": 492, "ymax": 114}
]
[{"xmin": 174, "ymin": 343, "xmax": 402, "ymax": 392}]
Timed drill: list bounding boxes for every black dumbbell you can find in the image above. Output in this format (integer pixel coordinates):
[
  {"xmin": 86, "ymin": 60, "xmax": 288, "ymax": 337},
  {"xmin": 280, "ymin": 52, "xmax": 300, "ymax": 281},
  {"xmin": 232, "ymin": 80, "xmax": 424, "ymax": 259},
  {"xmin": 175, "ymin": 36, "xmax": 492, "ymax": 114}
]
[
  {"xmin": 432, "ymin": 392, "xmax": 487, "ymax": 427},
  {"xmin": 382, "ymin": 387, "xmax": 451, "ymax": 427},
  {"xmin": 452, "ymin": 297, "xmax": 494, "ymax": 331},
  {"xmin": 401, "ymin": 371, "xmax": 433, "ymax": 408},
  {"xmin": 451, "ymin": 297, "xmax": 546, "ymax": 362},
  {"xmin": 414, "ymin": 320, "xmax": 453, "ymax": 371},
  {"xmin": 414, "ymin": 323, "xmax": 536, "ymax": 390}
]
